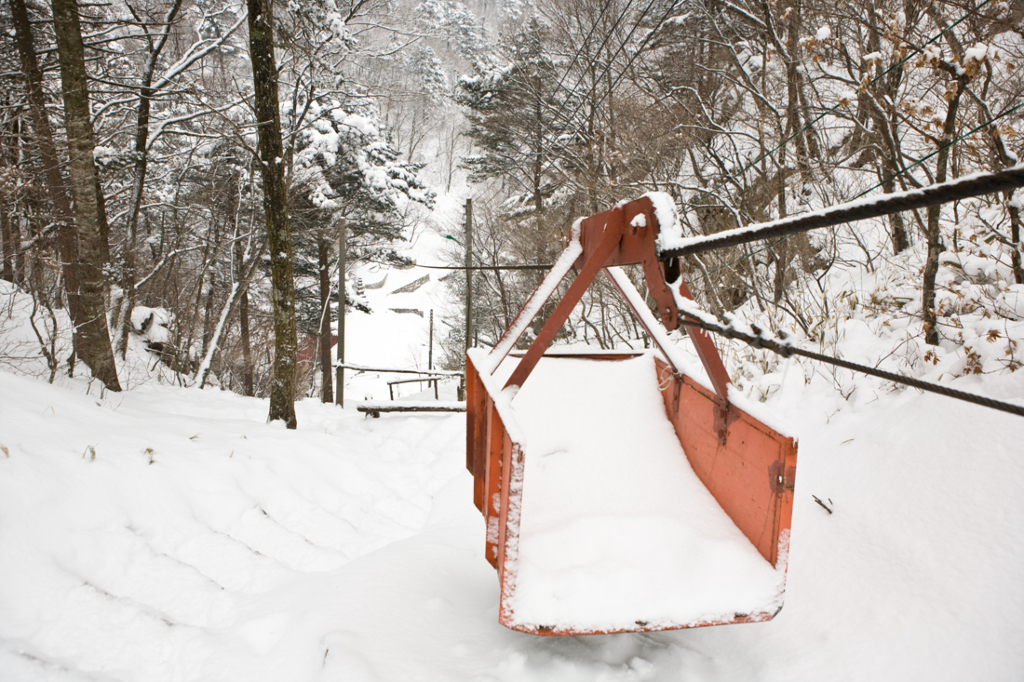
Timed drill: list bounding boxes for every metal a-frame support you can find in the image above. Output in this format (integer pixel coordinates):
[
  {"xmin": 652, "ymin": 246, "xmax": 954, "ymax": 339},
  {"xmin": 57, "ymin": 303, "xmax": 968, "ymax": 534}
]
[
  {"xmin": 465, "ymin": 196, "xmax": 798, "ymax": 636},
  {"xmin": 482, "ymin": 196, "xmax": 733, "ymax": 442}
]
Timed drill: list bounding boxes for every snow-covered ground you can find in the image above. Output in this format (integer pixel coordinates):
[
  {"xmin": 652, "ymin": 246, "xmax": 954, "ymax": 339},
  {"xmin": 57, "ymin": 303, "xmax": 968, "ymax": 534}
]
[
  {"xmin": 2, "ymin": 304, "xmax": 1024, "ymax": 680},
  {"xmin": 3, "ymin": 188, "xmax": 1024, "ymax": 679},
  {"xmin": 338, "ymin": 205, "xmax": 463, "ymax": 404}
]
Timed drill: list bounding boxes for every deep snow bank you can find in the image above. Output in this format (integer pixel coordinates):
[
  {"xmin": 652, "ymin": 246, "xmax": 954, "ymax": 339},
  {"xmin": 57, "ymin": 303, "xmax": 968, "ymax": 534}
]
[{"xmin": 1, "ymin": 360, "xmax": 1022, "ymax": 681}]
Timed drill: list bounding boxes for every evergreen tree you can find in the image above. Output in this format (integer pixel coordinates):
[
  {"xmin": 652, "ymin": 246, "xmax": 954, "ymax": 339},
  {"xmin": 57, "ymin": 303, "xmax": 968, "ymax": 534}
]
[
  {"xmin": 290, "ymin": 97, "xmax": 434, "ymax": 397},
  {"xmin": 457, "ymin": 17, "xmax": 566, "ymax": 217}
]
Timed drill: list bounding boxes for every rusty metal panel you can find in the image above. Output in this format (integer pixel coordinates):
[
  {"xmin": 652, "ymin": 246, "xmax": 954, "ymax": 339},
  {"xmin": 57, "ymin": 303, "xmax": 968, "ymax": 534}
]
[
  {"xmin": 466, "ymin": 357, "xmax": 488, "ymax": 512},
  {"xmin": 656, "ymin": 357, "xmax": 796, "ymax": 566},
  {"xmin": 675, "ymin": 279, "xmax": 732, "ymax": 403},
  {"xmin": 469, "ymin": 352, "xmax": 798, "ymax": 636}
]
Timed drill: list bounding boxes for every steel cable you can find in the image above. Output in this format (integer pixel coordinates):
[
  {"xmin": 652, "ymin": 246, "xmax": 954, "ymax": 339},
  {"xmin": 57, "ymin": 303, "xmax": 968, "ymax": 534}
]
[
  {"xmin": 661, "ymin": 165, "xmax": 1024, "ymax": 259},
  {"xmin": 692, "ymin": 100, "xmax": 1024, "ymax": 278},
  {"xmin": 677, "ymin": 315, "xmax": 1024, "ymax": 418}
]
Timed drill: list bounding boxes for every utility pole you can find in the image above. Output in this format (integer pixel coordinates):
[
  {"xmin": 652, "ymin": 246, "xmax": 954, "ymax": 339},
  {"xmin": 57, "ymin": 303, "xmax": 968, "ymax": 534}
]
[
  {"xmin": 336, "ymin": 220, "xmax": 347, "ymax": 407},
  {"xmin": 428, "ymin": 309, "xmax": 434, "ymax": 370},
  {"xmin": 464, "ymin": 198, "xmax": 473, "ymax": 355}
]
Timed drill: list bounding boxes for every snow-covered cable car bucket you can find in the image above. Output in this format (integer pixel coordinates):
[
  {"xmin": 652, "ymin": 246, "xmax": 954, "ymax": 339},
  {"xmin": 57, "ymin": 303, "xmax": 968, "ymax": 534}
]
[{"xmin": 466, "ymin": 196, "xmax": 798, "ymax": 635}]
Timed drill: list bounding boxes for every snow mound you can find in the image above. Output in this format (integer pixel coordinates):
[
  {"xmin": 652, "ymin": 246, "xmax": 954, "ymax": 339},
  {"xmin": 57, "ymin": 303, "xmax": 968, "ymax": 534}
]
[{"xmin": 506, "ymin": 355, "xmax": 783, "ymax": 631}]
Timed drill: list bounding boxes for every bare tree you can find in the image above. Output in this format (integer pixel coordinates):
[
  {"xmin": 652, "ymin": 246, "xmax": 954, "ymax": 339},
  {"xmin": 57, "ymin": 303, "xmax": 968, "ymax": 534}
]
[
  {"xmin": 8, "ymin": 0, "xmax": 82, "ymax": 364},
  {"xmin": 51, "ymin": 0, "xmax": 121, "ymax": 391},
  {"xmin": 247, "ymin": 0, "xmax": 298, "ymax": 427}
]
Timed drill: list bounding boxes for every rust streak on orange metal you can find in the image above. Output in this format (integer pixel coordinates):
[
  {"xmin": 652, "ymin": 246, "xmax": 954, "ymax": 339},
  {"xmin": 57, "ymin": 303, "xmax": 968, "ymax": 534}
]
[
  {"xmin": 466, "ymin": 357, "xmax": 487, "ymax": 510},
  {"xmin": 675, "ymin": 278, "xmax": 732, "ymax": 401}
]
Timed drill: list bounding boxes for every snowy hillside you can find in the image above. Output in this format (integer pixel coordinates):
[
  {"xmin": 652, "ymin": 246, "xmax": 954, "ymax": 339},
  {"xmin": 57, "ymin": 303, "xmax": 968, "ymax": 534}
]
[
  {"xmin": 3, "ymin": 0, "xmax": 1022, "ymax": 676},
  {"xmin": 335, "ymin": 196, "xmax": 469, "ymax": 402},
  {"xmin": 2, "ymin": 283, "xmax": 1023, "ymax": 681}
]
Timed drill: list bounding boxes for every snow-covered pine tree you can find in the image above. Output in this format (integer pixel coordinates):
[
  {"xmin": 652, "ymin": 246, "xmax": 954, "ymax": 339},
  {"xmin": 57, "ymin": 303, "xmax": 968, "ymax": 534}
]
[
  {"xmin": 457, "ymin": 16, "xmax": 565, "ymax": 216},
  {"xmin": 290, "ymin": 97, "xmax": 434, "ymax": 398},
  {"xmin": 414, "ymin": 0, "xmax": 489, "ymax": 63}
]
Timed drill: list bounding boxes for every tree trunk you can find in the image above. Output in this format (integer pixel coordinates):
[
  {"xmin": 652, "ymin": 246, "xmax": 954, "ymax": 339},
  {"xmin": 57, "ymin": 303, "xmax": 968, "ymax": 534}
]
[
  {"xmin": 9, "ymin": 0, "xmax": 84, "ymax": 352},
  {"xmin": 51, "ymin": 0, "xmax": 121, "ymax": 391},
  {"xmin": 113, "ymin": 0, "xmax": 183, "ymax": 357},
  {"xmin": 318, "ymin": 237, "xmax": 333, "ymax": 403},
  {"xmin": 784, "ymin": 0, "xmax": 811, "ymax": 176},
  {"xmin": 195, "ymin": 279, "xmax": 233, "ymax": 389},
  {"xmin": 774, "ymin": 179, "xmax": 789, "ymax": 305},
  {"xmin": 247, "ymin": 0, "xmax": 297, "ymax": 427},
  {"xmin": 239, "ymin": 286, "xmax": 254, "ymax": 394},
  {"xmin": 922, "ymin": 80, "xmax": 964, "ymax": 346},
  {"xmin": 196, "ymin": 239, "xmax": 266, "ymax": 389},
  {"xmin": 112, "ymin": 86, "xmax": 152, "ymax": 357},
  {"xmin": 235, "ymin": 235, "xmax": 255, "ymax": 396},
  {"xmin": 0, "ymin": 201, "xmax": 13, "ymax": 283},
  {"xmin": 881, "ymin": 165, "xmax": 910, "ymax": 253},
  {"xmin": 865, "ymin": 0, "xmax": 910, "ymax": 253},
  {"xmin": 1010, "ymin": 197, "xmax": 1023, "ymax": 285},
  {"xmin": 202, "ymin": 269, "xmax": 217, "ymax": 356},
  {"xmin": 771, "ymin": 0, "xmax": 811, "ymax": 304}
]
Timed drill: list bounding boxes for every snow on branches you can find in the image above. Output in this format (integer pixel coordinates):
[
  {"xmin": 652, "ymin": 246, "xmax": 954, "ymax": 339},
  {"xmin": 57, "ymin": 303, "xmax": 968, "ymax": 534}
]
[{"xmin": 292, "ymin": 98, "xmax": 434, "ymax": 213}]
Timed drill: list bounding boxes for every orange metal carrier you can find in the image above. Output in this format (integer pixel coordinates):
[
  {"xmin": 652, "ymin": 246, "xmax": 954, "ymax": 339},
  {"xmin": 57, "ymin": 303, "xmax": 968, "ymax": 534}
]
[{"xmin": 466, "ymin": 196, "xmax": 798, "ymax": 635}]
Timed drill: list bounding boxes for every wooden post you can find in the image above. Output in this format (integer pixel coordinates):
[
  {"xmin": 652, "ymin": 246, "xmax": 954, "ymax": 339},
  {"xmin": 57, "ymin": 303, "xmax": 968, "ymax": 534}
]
[
  {"xmin": 428, "ymin": 309, "xmax": 434, "ymax": 370},
  {"xmin": 336, "ymin": 220, "xmax": 347, "ymax": 407},
  {"xmin": 464, "ymin": 198, "xmax": 473, "ymax": 355}
]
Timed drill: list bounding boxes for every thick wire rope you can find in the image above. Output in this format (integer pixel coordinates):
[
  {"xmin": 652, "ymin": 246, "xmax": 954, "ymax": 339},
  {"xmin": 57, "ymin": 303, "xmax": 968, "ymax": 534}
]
[
  {"xmin": 676, "ymin": 315, "xmax": 1024, "ymax": 418},
  {"xmin": 661, "ymin": 165, "xmax": 1024, "ymax": 258},
  {"xmin": 692, "ymin": 100, "xmax": 1024, "ymax": 276}
]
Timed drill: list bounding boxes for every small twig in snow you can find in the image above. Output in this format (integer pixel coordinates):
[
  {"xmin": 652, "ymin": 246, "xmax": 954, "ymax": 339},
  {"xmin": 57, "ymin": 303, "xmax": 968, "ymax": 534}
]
[{"xmin": 812, "ymin": 495, "xmax": 833, "ymax": 514}]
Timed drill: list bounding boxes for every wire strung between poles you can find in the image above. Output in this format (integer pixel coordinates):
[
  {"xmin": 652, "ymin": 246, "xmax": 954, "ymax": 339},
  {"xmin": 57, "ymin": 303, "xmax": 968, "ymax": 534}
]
[
  {"xmin": 414, "ymin": 263, "xmax": 554, "ymax": 271},
  {"xmin": 676, "ymin": 316, "xmax": 1024, "ymax": 419},
  {"xmin": 660, "ymin": 166, "xmax": 1024, "ymax": 260}
]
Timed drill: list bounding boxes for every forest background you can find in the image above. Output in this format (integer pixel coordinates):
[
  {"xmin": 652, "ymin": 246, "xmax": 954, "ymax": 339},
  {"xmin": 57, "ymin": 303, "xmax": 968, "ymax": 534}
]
[{"xmin": 1, "ymin": 0, "xmax": 1022, "ymax": 423}]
